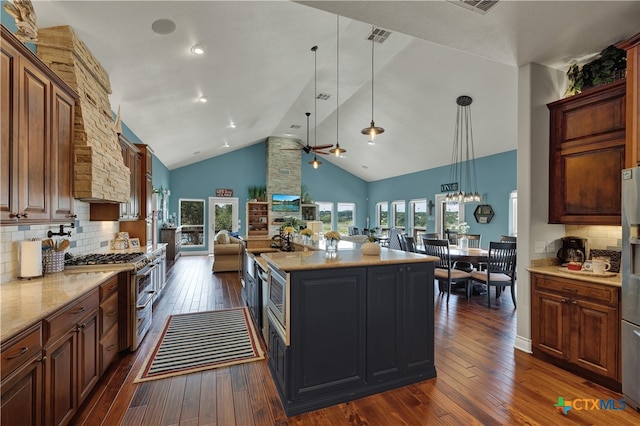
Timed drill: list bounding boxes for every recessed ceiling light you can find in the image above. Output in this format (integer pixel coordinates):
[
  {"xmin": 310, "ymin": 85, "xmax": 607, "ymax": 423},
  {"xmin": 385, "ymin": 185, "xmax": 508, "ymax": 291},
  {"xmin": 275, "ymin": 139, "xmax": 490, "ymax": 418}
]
[
  {"xmin": 191, "ymin": 44, "xmax": 206, "ymax": 55},
  {"xmin": 193, "ymin": 151, "xmax": 201, "ymax": 155},
  {"xmin": 228, "ymin": 122, "xmax": 236, "ymax": 129},
  {"xmin": 362, "ymin": 165, "xmax": 369, "ymax": 169},
  {"xmin": 222, "ymin": 141, "xmax": 230, "ymax": 148},
  {"xmin": 151, "ymin": 19, "xmax": 176, "ymax": 35},
  {"xmin": 197, "ymin": 96, "xmax": 207, "ymax": 103}
]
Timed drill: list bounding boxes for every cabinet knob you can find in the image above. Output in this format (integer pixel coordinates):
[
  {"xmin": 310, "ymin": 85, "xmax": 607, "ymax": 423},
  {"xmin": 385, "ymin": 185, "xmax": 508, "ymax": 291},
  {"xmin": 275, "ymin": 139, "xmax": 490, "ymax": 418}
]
[
  {"xmin": 572, "ymin": 300, "xmax": 578, "ymax": 305},
  {"xmin": 561, "ymin": 298, "xmax": 567, "ymax": 303}
]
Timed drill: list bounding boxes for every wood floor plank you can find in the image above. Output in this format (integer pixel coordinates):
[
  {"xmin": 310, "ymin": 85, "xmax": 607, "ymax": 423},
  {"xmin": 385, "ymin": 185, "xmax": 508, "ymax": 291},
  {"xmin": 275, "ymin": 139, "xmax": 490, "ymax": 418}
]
[{"xmin": 70, "ymin": 255, "xmax": 640, "ymax": 426}]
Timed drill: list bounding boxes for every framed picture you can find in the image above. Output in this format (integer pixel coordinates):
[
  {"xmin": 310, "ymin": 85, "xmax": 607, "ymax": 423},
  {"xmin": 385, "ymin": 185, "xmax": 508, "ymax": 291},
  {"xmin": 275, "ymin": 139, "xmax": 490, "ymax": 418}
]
[{"xmin": 129, "ymin": 238, "xmax": 140, "ymax": 247}]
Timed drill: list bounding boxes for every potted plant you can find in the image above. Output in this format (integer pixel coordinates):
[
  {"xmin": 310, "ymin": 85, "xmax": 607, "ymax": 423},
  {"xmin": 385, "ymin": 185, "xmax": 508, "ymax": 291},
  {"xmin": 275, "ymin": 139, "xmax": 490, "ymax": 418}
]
[{"xmin": 565, "ymin": 44, "xmax": 626, "ymax": 96}]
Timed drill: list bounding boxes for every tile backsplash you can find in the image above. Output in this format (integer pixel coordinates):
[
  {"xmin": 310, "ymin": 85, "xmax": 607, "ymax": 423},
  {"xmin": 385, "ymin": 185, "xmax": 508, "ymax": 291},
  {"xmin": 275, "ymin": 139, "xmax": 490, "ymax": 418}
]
[
  {"xmin": 1, "ymin": 200, "xmax": 119, "ymax": 284},
  {"xmin": 565, "ymin": 225, "xmax": 622, "ymax": 250}
]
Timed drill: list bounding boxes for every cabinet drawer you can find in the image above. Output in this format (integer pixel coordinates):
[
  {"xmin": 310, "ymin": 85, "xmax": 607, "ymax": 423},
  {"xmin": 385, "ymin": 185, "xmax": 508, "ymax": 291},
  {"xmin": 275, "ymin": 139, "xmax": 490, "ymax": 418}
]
[
  {"xmin": 45, "ymin": 290, "xmax": 99, "ymax": 344},
  {"xmin": 1, "ymin": 323, "xmax": 42, "ymax": 380},
  {"xmin": 533, "ymin": 274, "xmax": 617, "ymax": 306},
  {"xmin": 100, "ymin": 292, "xmax": 118, "ymax": 335},
  {"xmin": 99, "ymin": 275, "xmax": 118, "ymax": 300},
  {"xmin": 100, "ymin": 324, "xmax": 119, "ymax": 374}
]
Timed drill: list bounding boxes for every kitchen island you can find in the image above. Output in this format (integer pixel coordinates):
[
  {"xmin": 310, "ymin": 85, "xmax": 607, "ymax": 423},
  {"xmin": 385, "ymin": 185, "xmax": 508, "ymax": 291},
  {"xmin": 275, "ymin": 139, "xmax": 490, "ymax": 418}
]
[{"xmin": 261, "ymin": 246, "xmax": 439, "ymax": 416}]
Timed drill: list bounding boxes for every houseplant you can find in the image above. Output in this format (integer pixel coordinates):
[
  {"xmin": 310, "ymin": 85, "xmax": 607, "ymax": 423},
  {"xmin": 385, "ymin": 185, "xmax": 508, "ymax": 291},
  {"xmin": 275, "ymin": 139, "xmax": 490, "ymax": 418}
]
[
  {"xmin": 324, "ymin": 230, "xmax": 341, "ymax": 258},
  {"xmin": 361, "ymin": 235, "xmax": 381, "ymax": 256},
  {"xmin": 565, "ymin": 44, "xmax": 626, "ymax": 96}
]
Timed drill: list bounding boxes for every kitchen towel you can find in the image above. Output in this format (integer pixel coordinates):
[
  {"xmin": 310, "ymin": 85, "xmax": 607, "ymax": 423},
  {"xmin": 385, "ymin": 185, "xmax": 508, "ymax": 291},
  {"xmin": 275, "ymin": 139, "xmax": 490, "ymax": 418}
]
[{"xmin": 18, "ymin": 240, "xmax": 42, "ymax": 278}]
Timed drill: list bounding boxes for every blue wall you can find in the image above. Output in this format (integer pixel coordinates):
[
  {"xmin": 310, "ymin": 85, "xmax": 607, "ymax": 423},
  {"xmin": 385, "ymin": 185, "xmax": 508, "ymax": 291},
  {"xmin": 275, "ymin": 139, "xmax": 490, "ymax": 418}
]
[
  {"xmin": 1, "ymin": 1, "xmax": 36, "ymax": 52},
  {"xmin": 368, "ymin": 150, "xmax": 517, "ymax": 247}
]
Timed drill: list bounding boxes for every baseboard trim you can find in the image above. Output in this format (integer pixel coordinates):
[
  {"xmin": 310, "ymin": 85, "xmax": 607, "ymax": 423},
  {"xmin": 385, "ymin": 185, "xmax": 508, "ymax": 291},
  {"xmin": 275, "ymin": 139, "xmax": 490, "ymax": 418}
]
[{"xmin": 515, "ymin": 334, "xmax": 532, "ymax": 353}]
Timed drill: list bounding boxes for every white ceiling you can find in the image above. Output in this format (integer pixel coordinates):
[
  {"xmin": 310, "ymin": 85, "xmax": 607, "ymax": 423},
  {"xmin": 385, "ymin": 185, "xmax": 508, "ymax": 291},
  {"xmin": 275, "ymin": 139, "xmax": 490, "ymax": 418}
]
[{"xmin": 31, "ymin": 1, "xmax": 639, "ymax": 182}]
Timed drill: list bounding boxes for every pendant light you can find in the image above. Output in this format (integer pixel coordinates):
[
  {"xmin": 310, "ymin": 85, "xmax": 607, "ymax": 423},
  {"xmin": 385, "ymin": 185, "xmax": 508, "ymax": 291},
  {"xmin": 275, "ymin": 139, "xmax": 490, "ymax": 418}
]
[
  {"xmin": 330, "ymin": 16, "xmax": 346, "ymax": 157},
  {"xmin": 446, "ymin": 95, "xmax": 481, "ymax": 204},
  {"xmin": 361, "ymin": 25, "xmax": 384, "ymax": 140},
  {"xmin": 309, "ymin": 45, "xmax": 324, "ymax": 169}
]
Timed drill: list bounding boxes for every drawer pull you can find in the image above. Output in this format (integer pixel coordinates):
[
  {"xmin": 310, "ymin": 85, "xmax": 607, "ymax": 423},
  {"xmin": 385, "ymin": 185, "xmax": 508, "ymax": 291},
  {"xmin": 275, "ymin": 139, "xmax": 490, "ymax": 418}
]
[
  {"xmin": 106, "ymin": 345, "xmax": 116, "ymax": 352},
  {"xmin": 561, "ymin": 298, "xmax": 567, "ymax": 303},
  {"xmin": 107, "ymin": 311, "xmax": 117, "ymax": 317},
  {"xmin": 74, "ymin": 307, "xmax": 86, "ymax": 315},
  {"xmin": 572, "ymin": 300, "xmax": 578, "ymax": 305},
  {"xmin": 7, "ymin": 347, "xmax": 28, "ymax": 359},
  {"xmin": 562, "ymin": 287, "xmax": 577, "ymax": 293}
]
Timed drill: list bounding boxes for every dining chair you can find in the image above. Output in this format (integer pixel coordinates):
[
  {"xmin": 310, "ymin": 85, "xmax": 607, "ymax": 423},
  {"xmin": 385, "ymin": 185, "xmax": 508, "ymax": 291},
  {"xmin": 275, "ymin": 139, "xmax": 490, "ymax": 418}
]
[
  {"xmin": 388, "ymin": 228, "xmax": 404, "ymax": 250},
  {"xmin": 459, "ymin": 234, "xmax": 481, "ymax": 248},
  {"xmin": 500, "ymin": 235, "xmax": 517, "ymax": 242},
  {"xmin": 423, "ymin": 232, "xmax": 439, "ymax": 239},
  {"xmin": 397, "ymin": 233, "xmax": 408, "ymax": 251},
  {"xmin": 404, "ymin": 236, "xmax": 417, "ymax": 253},
  {"xmin": 470, "ymin": 241, "xmax": 517, "ymax": 309},
  {"xmin": 353, "ymin": 226, "xmax": 360, "ymax": 235},
  {"xmin": 422, "ymin": 238, "xmax": 472, "ymax": 303},
  {"xmin": 445, "ymin": 229, "xmax": 458, "ymax": 245}
]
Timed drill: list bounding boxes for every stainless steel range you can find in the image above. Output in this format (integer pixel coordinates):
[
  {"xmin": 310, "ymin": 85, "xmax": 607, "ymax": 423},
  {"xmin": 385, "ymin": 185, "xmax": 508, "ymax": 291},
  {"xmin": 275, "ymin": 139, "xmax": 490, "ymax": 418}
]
[{"xmin": 65, "ymin": 251, "xmax": 160, "ymax": 351}]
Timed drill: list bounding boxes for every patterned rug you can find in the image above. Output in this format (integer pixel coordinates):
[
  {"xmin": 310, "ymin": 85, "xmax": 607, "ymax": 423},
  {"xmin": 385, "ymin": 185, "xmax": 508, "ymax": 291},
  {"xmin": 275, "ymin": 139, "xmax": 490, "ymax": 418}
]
[{"xmin": 135, "ymin": 307, "xmax": 264, "ymax": 382}]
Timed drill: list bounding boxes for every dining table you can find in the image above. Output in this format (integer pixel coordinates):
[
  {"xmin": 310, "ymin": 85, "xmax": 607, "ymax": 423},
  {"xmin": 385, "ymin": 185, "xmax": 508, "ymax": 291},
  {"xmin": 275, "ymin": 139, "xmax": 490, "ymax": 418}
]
[{"xmin": 416, "ymin": 244, "xmax": 489, "ymax": 268}]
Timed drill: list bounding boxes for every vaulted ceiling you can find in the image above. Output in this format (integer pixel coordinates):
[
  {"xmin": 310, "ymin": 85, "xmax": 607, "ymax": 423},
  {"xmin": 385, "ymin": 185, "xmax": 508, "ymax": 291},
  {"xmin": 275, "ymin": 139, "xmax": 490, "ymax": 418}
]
[{"xmin": 31, "ymin": 1, "xmax": 639, "ymax": 182}]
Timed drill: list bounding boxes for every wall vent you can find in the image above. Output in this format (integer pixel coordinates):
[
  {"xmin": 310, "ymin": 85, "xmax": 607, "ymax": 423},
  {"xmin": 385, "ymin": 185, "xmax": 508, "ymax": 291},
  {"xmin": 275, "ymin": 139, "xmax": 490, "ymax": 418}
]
[
  {"xmin": 450, "ymin": 0, "xmax": 499, "ymax": 15},
  {"xmin": 316, "ymin": 93, "xmax": 331, "ymax": 100},
  {"xmin": 366, "ymin": 28, "xmax": 391, "ymax": 44}
]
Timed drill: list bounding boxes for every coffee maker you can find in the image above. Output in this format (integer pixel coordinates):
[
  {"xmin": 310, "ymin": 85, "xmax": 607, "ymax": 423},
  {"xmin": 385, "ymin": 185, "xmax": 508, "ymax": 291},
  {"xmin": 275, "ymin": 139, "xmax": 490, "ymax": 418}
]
[{"xmin": 557, "ymin": 236, "xmax": 588, "ymax": 264}]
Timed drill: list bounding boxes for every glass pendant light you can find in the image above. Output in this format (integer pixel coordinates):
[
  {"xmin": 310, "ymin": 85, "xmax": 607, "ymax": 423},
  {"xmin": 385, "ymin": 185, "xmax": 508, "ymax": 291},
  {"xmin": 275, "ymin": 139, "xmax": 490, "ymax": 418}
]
[{"xmin": 361, "ymin": 25, "xmax": 384, "ymax": 140}]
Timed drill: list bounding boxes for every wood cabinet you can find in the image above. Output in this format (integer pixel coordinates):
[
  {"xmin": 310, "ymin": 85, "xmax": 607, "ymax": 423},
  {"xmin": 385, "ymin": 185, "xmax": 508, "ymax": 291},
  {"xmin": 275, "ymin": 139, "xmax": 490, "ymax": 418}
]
[
  {"xmin": 270, "ymin": 262, "xmax": 435, "ymax": 416},
  {"xmin": 247, "ymin": 202, "xmax": 269, "ymax": 236},
  {"xmin": 301, "ymin": 204, "xmax": 318, "ymax": 221},
  {"xmin": 618, "ymin": 33, "xmax": 640, "ymax": 167},
  {"xmin": 119, "ymin": 136, "xmax": 142, "ymax": 220},
  {"xmin": 547, "ymin": 80, "xmax": 626, "ymax": 225},
  {"xmin": 531, "ymin": 273, "xmax": 620, "ymax": 390},
  {"xmin": 98, "ymin": 276, "xmax": 119, "ymax": 375},
  {"xmin": 160, "ymin": 227, "xmax": 181, "ymax": 264},
  {"xmin": 1, "ymin": 323, "xmax": 43, "ymax": 426},
  {"xmin": 43, "ymin": 289, "xmax": 99, "ymax": 426},
  {"xmin": 0, "ymin": 25, "xmax": 76, "ymax": 225}
]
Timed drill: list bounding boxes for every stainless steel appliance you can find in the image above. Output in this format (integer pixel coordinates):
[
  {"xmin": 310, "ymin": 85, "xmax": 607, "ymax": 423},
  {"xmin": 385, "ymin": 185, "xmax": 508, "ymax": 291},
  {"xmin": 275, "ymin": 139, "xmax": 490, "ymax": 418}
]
[
  {"xmin": 65, "ymin": 252, "xmax": 156, "ymax": 351},
  {"xmin": 556, "ymin": 236, "xmax": 588, "ymax": 264},
  {"xmin": 267, "ymin": 264, "xmax": 290, "ymax": 345},
  {"xmin": 622, "ymin": 166, "xmax": 640, "ymax": 411}
]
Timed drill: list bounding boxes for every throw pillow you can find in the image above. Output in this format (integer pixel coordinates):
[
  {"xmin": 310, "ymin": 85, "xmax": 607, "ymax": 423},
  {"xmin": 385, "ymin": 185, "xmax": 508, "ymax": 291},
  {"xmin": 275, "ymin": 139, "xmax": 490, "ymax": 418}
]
[{"xmin": 215, "ymin": 230, "xmax": 230, "ymax": 244}]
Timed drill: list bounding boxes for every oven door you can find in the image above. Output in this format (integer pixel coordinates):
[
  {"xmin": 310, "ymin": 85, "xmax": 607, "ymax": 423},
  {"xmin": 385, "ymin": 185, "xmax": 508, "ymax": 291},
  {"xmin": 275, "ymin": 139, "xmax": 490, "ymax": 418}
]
[{"xmin": 131, "ymin": 264, "xmax": 154, "ymax": 350}]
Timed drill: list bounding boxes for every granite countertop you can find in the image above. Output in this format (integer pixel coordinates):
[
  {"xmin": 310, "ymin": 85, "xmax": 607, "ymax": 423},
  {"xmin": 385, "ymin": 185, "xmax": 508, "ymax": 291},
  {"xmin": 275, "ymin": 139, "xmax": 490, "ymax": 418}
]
[
  {"xmin": 1, "ymin": 269, "xmax": 122, "ymax": 342},
  {"xmin": 262, "ymin": 247, "xmax": 438, "ymax": 272},
  {"xmin": 528, "ymin": 265, "xmax": 621, "ymax": 288}
]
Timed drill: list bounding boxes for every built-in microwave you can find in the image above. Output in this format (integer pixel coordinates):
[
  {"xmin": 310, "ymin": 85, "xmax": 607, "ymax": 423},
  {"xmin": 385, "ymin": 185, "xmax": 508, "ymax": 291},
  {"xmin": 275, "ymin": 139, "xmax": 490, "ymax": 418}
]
[{"xmin": 267, "ymin": 264, "xmax": 290, "ymax": 345}]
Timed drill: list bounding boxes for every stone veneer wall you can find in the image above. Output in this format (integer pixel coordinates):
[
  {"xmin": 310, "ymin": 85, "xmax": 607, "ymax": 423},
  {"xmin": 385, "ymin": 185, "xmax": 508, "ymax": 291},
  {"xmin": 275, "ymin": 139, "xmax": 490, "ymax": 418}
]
[
  {"xmin": 35, "ymin": 25, "xmax": 129, "ymax": 203},
  {"xmin": 266, "ymin": 137, "xmax": 302, "ymax": 235},
  {"xmin": 0, "ymin": 200, "xmax": 119, "ymax": 284}
]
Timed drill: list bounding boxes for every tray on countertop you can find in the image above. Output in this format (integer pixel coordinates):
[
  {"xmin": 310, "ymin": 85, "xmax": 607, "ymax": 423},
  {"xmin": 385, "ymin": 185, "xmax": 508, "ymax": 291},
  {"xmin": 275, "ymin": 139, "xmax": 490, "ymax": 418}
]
[{"xmin": 558, "ymin": 267, "xmax": 617, "ymax": 278}]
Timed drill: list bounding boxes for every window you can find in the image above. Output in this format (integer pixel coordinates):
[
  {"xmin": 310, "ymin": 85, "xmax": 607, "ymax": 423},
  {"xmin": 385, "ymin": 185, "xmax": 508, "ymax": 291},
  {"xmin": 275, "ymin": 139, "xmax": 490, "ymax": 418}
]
[
  {"xmin": 376, "ymin": 202, "xmax": 388, "ymax": 229},
  {"xmin": 392, "ymin": 200, "xmax": 405, "ymax": 230},
  {"xmin": 337, "ymin": 203, "xmax": 355, "ymax": 235},
  {"xmin": 317, "ymin": 202, "xmax": 333, "ymax": 234},
  {"xmin": 434, "ymin": 194, "xmax": 466, "ymax": 236},
  {"xmin": 410, "ymin": 199, "xmax": 427, "ymax": 240},
  {"xmin": 179, "ymin": 199, "xmax": 205, "ymax": 246},
  {"xmin": 509, "ymin": 190, "xmax": 518, "ymax": 236}
]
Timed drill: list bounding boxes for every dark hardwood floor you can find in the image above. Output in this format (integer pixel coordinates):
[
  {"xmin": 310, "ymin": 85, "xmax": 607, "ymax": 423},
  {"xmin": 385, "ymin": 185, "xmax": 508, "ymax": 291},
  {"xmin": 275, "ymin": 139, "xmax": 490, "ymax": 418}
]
[{"xmin": 73, "ymin": 255, "xmax": 640, "ymax": 425}]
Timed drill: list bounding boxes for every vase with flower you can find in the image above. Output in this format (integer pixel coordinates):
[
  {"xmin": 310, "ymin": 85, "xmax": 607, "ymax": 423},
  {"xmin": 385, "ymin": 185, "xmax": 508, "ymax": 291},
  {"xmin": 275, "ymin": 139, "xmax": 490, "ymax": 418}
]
[
  {"xmin": 457, "ymin": 222, "xmax": 470, "ymax": 249},
  {"xmin": 324, "ymin": 231, "xmax": 341, "ymax": 258},
  {"xmin": 300, "ymin": 228, "xmax": 313, "ymax": 244}
]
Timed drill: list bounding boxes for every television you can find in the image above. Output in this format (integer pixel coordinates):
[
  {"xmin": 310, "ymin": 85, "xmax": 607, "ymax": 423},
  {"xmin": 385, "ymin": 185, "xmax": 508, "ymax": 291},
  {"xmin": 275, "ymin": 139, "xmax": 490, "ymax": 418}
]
[{"xmin": 272, "ymin": 194, "xmax": 300, "ymax": 212}]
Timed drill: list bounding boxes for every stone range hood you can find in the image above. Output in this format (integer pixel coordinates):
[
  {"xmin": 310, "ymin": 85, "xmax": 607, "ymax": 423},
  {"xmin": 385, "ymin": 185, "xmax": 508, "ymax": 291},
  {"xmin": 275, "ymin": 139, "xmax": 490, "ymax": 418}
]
[{"xmin": 36, "ymin": 26, "xmax": 129, "ymax": 203}]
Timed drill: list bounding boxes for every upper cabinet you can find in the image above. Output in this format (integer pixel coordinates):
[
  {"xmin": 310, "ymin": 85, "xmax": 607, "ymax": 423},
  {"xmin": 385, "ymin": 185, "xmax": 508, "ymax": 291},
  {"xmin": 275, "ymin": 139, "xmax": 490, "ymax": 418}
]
[
  {"xmin": 548, "ymin": 79, "xmax": 626, "ymax": 225},
  {"xmin": 1, "ymin": 25, "xmax": 77, "ymax": 225},
  {"xmin": 618, "ymin": 33, "xmax": 640, "ymax": 167}
]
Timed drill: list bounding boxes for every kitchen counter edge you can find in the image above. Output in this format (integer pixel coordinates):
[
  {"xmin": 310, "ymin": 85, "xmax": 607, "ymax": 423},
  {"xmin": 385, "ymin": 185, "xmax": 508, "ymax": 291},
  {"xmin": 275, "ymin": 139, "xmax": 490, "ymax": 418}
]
[{"xmin": 527, "ymin": 265, "xmax": 621, "ymax": 287}]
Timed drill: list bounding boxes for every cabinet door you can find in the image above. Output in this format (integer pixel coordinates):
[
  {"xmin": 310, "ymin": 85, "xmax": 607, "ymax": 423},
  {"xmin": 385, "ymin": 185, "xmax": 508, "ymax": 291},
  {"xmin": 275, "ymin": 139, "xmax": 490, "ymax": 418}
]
[
  {"xmin": 119, "ymin": 143, "xmax": 129, "ymax": 219},
  {"xmin": 571, "ymin": 299, "xmax": 618, "ymax": 379},
  {"xmin": 44, "ymin": 332, "xmax": 76, "ymax": 426},
  {"xmin": 1, "ymin": 41, "xmax": 18, "ymax": 222},
  {"xmin": 18, "ymin": 57, "xmax": 50, "ymax": 221},
  {"xmin": 77, "ymin": 312, "xmax": 99, "ymax": 404},
  {"xmin": 267, "ymin": 319, "xmax": 288, "ymax": 399},
  {"xmin": 367, "ymin": 265, "xmax": 403, "ymax": 383},
  {"xmin": 1, "ymin": 354, "xmax": 43, "ymax": 426},
  {"xmin": 290, "ymin": 268, "xmax": 366, "ymax": 401},
  {"xmin": 532, "ymin": 290, "xmax": 571, "ymax": 359},
  {"xmin": 129, "ymin": 150, "xmax": 140, "ymax": 219},
  {"xmin": 50, "ymin": 86, "xmax": 74, "ymax": 221},
  {"xmin": 403, "ymin": 263, "xmax": 435, "ymax": 375}
]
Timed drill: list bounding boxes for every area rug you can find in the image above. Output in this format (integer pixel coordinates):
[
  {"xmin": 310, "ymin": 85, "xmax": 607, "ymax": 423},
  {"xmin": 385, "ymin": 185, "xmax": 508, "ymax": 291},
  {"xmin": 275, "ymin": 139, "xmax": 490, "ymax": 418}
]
[{"xmin": 135, "ymin": 307, "xmax": 264, "ymax": 383}]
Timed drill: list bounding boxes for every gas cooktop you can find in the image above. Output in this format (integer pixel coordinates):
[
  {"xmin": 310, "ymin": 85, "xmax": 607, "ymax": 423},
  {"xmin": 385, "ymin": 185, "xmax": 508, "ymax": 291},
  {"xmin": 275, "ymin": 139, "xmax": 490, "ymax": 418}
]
[{"xmin": 65, "ymin": 252, "xmax": 151, "ymax": 270}]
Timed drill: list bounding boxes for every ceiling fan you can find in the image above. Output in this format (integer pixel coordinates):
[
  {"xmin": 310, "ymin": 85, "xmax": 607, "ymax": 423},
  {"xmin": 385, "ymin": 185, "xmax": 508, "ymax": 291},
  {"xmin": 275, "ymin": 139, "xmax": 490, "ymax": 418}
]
[{"xmin": 281, "ymin": 112, "xmax": 333, "ymax": 155}]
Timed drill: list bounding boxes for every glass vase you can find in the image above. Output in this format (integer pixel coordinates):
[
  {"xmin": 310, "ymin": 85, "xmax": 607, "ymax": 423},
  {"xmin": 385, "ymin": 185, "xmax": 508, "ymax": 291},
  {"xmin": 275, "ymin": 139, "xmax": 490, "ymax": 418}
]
[
  {"xmin": 459, "ymin": 236, "xmax": 469, "ymax": 249},
  {"xmin": 325, "ymin": 239, "xmax": 338, "ymax": 258}
]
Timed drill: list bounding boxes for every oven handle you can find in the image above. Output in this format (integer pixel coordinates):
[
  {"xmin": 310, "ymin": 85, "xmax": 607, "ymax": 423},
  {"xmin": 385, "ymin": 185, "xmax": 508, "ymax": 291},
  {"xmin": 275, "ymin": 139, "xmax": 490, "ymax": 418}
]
[{"xmin": 136, "ymin": 291, "xmax": 155, "ymax": 309}]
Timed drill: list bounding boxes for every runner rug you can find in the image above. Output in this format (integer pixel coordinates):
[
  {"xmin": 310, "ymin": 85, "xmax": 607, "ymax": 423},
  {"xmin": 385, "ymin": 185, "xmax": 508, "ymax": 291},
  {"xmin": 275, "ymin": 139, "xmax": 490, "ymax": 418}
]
[{"xmin": 135, "ymin": 307, "xmax": 264, "ymax": 383}]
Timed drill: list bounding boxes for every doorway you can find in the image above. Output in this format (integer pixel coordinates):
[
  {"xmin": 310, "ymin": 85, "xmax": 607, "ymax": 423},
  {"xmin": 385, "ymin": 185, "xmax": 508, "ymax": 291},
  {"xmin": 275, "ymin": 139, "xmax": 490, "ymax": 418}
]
[
  {"xmin": 434, "ymin": 194, "xmax": 465, "ymax": 237},
  {"xmin": 207, "ymin": 197, "xmax": 239, "ymax": 254}
]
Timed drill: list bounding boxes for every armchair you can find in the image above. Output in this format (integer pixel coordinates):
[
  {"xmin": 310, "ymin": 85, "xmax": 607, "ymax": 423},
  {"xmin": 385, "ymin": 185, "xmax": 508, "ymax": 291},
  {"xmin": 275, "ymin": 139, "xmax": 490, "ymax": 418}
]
[{"xmin": 212, "ymin": 230, "xmax": 241, "ymax": 273}]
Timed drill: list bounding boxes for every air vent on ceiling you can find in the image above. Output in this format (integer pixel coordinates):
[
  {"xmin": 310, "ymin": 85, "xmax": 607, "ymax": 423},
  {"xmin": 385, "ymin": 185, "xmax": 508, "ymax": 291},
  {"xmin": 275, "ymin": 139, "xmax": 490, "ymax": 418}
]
[
  {"xmin": 366, "ymin": 28, "xmax": 391, "ymax": 44},
  {"xmin": 316, "ymin": 93, "xmax": 331, "ymax": 100},
  {"xmin": 289, "ymin": 124, "xmax": 301, "ymax": 129},
  {"xmin": 450, "ymin": 0, "xmax": 499, "ymax": 14}
]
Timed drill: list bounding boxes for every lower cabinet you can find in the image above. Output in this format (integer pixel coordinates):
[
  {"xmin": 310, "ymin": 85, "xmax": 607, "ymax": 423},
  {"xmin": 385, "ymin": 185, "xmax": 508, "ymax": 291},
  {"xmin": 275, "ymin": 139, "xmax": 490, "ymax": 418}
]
[
  {"xmin": 43, "ymin": 289, "xmax": 99, "ymax": 426},
  {"xmin": 269, "ymin": 262, "xmax": 436, "ymax": 416},
  {"xmin": 531, "ymin": 273, "xmax": 620, "ymax": 389}
]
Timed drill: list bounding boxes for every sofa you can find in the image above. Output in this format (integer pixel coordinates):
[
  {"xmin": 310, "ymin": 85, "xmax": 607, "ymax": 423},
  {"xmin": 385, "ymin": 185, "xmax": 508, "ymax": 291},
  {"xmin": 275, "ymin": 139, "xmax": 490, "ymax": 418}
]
[{"xmin": 212, "ymin": 230, "xmax": 242, "ymax": 273}]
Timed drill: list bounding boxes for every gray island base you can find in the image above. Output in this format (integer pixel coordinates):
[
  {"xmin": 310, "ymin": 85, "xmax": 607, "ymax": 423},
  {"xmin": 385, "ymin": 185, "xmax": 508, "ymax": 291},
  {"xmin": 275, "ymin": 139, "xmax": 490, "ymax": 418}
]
[{"xmin": 261, "ymin": 248, "xmax": 439, "ymax": 417}]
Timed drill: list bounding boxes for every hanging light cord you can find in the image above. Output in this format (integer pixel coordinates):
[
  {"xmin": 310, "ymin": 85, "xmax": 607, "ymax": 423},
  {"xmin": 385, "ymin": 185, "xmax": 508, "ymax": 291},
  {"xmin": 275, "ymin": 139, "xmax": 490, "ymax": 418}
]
[
  {"xmin": 370, "ymin": 26, "xmax": 375, "ymax": 122},
  {"xmin": 336, "ymin": 17, "xmax": 340, "ymax": 145},
  {"xmin": 314, "ymin": 46, "xmax": 318, "ymax": 148}
]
